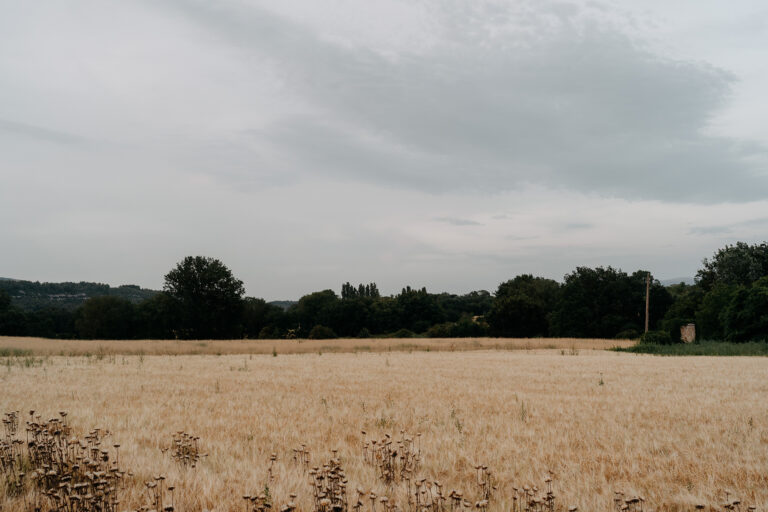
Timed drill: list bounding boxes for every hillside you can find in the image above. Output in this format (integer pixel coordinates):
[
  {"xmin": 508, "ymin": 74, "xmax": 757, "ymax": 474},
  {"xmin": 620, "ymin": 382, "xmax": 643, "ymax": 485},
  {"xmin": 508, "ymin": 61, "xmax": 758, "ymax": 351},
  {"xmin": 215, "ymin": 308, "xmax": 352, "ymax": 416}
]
[{"xmin": 0, "ymin": 279, "xmax": 157, "ymax": 311}]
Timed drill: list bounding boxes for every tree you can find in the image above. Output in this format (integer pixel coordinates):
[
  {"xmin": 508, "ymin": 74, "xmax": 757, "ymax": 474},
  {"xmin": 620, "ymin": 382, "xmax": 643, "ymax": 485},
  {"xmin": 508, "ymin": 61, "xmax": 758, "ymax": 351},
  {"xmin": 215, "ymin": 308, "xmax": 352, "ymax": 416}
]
[
  {"xmin": 308, "ymin": 325, "xmax": 337, "ymax": 339},
  {"xmin": 696, "ymin": 242, "xmax": 768, "ymax": 291},
  {"xmin": 0, "ymin": 289, "xmax": 28, "ymax": 336},
  {"xmin": 75, "ymin": 296, "xmax": 136, "ymax": 339},
  {"xmin": 660, "ymin": 283, "xmax": 703, "ymax": 342},
  {"xmin": 695, "ymin": 284, "xmax": 737, "ymax": 340},
  {"xmin": 0, "ymin": 289, "xmax": 10, "ymax": 311},
  {"xmin": 550, "ymin": 267, "xmax": 671, "ymax": 338},
  {"xmin": 163, "ymin": 256, "xmax": 245, "ymax": 339},
  {"xmin": 241, "ymin": 298, "xmax": 284, "ymax": 339},
  {"xmin": 487, "ymin": 275, "xmax": 559, "ymax": 337},
  {"xmin": 291, "ymin": 290, "xmax": 340, "ymax": 337},
  {"xmin": 341, "ymin": 282, "xmax": 380, "ymax": 299},
  {"xmin": 722, "ymin": 277, "xmax": 768, "ymax": 342},
  {"xmin": 396, "ymin": 286, "xmax": 445, "ymax": 333},
  {"xmin": 137, "ymin": 292, "xmax": 181, "ymax": 339}
]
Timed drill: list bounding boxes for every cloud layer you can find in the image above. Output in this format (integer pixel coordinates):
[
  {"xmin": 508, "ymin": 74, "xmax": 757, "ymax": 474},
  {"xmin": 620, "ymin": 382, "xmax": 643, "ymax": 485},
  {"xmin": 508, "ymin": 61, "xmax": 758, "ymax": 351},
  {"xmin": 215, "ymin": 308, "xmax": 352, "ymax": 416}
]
[
  {"xmin": 1, "ymin": 0, "xmax": 767, "ymax": 297},
  {"xmin": 165, "ymin": 0, "xmax": 766, "ymax": 201}
]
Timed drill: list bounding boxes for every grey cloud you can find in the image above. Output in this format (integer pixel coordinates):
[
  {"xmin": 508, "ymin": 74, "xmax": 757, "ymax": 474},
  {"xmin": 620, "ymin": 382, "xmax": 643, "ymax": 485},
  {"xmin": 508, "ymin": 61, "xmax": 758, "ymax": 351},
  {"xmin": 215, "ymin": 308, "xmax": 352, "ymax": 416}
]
[
  {"xmin": 563, "ymin": 223, "xmax": 593, "ymax": 230},
  {"xmin": 689, "ymin": 215, "xmax": 768, "ymax": 235},
  {"xmin": 504, "ymin": 235, "xmax": 539, "ymax": 241},
  {"xmin": 434, "ymin": 217, "xmax": 482, "ymax": 226},
  {"xmin": 0, "ymin": 118, "xmax": 88, "ymax": 146},
  {"xmin": 688, "ymin": 225, "xmax": 733, "ymax": 235},
  {"xmin": 165, "ymin": 0, "xmax": 766, "ymax": 202}
]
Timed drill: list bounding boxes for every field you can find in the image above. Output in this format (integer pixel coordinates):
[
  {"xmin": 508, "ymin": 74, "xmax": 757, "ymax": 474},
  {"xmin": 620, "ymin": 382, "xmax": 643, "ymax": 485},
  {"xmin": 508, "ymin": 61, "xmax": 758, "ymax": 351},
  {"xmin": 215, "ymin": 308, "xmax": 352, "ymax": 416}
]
[
  {"xmin": 1, "ymin": 341, "xmax": 767, "ymax": 511},
  {"xmin": 0, "ymin": 336, "xmax": 631, "ymax": 356}
]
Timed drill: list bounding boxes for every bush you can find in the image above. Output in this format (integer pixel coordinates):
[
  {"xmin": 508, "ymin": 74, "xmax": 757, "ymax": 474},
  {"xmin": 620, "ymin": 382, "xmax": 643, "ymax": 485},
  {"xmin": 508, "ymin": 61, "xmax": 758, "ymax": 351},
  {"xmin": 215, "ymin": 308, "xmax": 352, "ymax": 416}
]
[
  {"xmin": 356, "ymin": 327, "xmax": 371, "ymax": 339},
  {"xmin": 258, "ymin": 326, "xmax": 281, "ymax": 339},
  {"xmin": 426, "ymin": 323, "xmax": 452, "ymax": 338},
  {"xmin": 615, "ymin": 329, "xmax": 640, "ymax": 340},
  {"xmin": 388, "ymin": 328, "xmax": 416, "ymax": 338},
  {"xmin": 308, "ymin": 325, "xmax": 337, "ymax": 339},
  {"xmin": 640, "ymin": 330, "xmax": 674, "ymax": 345}
]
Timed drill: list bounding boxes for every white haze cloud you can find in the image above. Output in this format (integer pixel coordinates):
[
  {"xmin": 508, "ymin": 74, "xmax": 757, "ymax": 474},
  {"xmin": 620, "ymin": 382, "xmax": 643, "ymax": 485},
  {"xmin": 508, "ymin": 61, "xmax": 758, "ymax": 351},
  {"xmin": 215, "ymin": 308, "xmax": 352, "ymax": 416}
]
[{"xmin": 1, "ymin": 0, "xmax": 767, "ymax": 298}]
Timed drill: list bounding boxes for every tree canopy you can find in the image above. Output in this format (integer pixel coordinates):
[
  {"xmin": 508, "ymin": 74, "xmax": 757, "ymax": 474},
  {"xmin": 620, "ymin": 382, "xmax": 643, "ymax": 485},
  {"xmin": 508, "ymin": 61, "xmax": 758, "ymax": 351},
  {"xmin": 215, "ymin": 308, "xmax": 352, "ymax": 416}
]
[
  {"xmin": 163, "ymin": 256, "xmax": 245, "ymax": 339},
  {"xmin": 2, "ymin": 242, "xmax": 767, "ymax": 342}
]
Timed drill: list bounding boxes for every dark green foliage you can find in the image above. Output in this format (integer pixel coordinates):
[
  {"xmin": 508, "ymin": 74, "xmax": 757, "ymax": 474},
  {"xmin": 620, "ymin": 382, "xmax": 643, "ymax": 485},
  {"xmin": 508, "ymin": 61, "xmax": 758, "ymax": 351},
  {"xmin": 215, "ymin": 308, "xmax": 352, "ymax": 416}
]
[
  {"xmin": 696, "ymin": 242, "xmax": 768, "ymax": 291},
  {"xmin": 0, "ymin": 279, "xmax": 156, "ymax": 311},
  {"xmin": 695, "ymin": 284, "xmax": 737, "ymax": 340},
  {"xmin": 341, "ymin": 282, "xmax": 380, "ymax": 299},
  {"xmin": 308, "ymin": 325, "xmax": 337, "ymax": 339},
  {"xmin": 241, "ymin": 298, "xmax": 284, "ymax": 339},
  {"xmin": 396, "ymin": 286, "xmax": 445, "ymax": 333},
  {"xmin": 617, "ymin": 341, "xmax": 768, "ymax": 356},
  {"xmin": 0, "ymin": 289, "xmax": 10, "ymax": 310},
  {"xmin": 388, "ymin": 328, "xmax": 417, "ymax": 338},
  {"xmin": 426, "ymin": 315, "xmax": 489, "ymax": 338},
  {"xmin": 0, "ymin": 308, "xmax": 28, "ymax": 336},
  {"xmin": 614, "ymin": 329, "xmax": 640, "ymax": 340},
  {"xmin": 292, "ymin": 290, "xmax": 340, "ymax": 336},
  {"xmin": 722, "ymin": 277, "xmax": 768, "ymax": 342},
  {"xmin": 550, "ymin": 267, "xmax": 672, "ymax": 338},
  {"xmin": 434, "ymin": 291, "xmax": 493, "ymax": 322},
  {"xmin": 75, "ymin": 296, "xmax": 136, "ymax": 339},
  {"xmin": 3, "ymin": 240, "xmax": 767, "ymax": 344},
  {"xmin": 24, "ymin": 308, "xmax": 76, "ymax": 338},
  {"xmin": 487, "ymin": 275, "xmax": 559, "ymax": 337},
  {"xmin": 163, "ymin": 256, "xmax": 245, "ymax": 339},
  {"xmin": 660, "ymin": 284, "xmax": 704, "ymax": 342},
  {"xmin": 258, "ymin": 325, "xmax": 282, "ymax": 339},
  {"xmin": 639, "ymin": 330, "xmax": 674, "ymax": 345},
  {"xmin": 136, "ymin": 292, "xmax": 181, "ymax": 339}
]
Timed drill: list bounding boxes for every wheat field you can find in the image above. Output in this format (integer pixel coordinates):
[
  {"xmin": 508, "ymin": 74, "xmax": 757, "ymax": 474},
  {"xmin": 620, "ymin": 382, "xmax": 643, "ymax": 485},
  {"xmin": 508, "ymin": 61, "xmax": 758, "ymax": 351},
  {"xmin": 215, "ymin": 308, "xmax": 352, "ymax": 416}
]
[
  {"xmin": 1, "ymin": 348, "xmax": 766, "ymax": 511},
  {"xmin": 0, "ymin": 336, "xmax": 631, "ymax": 356}
]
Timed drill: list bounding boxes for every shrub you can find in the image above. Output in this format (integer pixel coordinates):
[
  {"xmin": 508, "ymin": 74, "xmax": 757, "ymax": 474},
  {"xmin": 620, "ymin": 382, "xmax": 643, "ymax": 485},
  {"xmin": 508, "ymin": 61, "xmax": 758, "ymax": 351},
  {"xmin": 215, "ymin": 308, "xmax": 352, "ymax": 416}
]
[
  {"xmin": 615, "ymin": 329, "xmax": 640, "ymax": 340},
  {"xmin": 426, "ymin": 323, "xmax": 452, "ymax": 338},
  {"xmin": 640, "ymin": 330, "xmax": 674, "ymax": 345},
  {"xmin": 356, "ymin": 327, "xmax": 371, "ymax": 339},
  {"xmin": 389, "ymin": 328, "xmax": 416, "ymax": 338},
  {"xmin": 308, "ymin": 325, "xmax": 337, "ymax": 339},
  {"xmin": 258, "ymin": 326, "xmax": 281, "ymax": 339}
]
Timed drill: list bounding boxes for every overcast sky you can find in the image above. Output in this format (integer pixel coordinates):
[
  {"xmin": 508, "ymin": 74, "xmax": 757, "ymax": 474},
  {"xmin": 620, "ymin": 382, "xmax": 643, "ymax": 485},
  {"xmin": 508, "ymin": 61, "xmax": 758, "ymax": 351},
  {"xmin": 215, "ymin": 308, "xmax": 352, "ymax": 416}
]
[{"xmin": 2, "ymin": 0, "xmax": 767, "ymax": 299}]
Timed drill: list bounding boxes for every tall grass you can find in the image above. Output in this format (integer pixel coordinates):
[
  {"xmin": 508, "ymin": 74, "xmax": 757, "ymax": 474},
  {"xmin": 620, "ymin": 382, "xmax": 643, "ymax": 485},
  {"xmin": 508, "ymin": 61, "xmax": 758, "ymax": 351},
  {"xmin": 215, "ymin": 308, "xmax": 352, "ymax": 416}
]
[
  {"xmin": 615, "ymin": 341, "xmax": 768, "ymax": 356},
  {"xmin": 2, "ymin": 351, "xmax": 766, "ymax": 510},
  {"xmin": 0, "ymin": 348, "xmax": 32, "ymax": 357}
]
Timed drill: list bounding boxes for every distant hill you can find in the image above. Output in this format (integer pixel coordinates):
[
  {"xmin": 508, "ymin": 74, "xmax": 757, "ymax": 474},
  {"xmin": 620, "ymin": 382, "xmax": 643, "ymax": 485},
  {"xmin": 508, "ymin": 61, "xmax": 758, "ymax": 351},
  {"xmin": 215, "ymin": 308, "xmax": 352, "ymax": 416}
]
[
  {"xmin": 661, "ymin": 277, "xmax": 695, "ymax": 286},
  {"xmin": 268, "ymin": 300, "xmax": 297, "ymax": 311},
  {"xmin": 0, "ymin": 279, "xmax": 158, "ymax": 311}
]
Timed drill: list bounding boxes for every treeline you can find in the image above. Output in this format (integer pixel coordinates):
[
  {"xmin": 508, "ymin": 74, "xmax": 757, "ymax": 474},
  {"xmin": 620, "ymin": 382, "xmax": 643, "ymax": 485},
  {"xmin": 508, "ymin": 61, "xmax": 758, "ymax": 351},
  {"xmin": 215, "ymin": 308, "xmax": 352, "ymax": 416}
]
[
  {"xmin": 1, "ymin": 242, "xmax": 767, "ymax": 342},
  {"xmin": 0, "ymin": 280, "xmax": 157, "ymax": 311}
]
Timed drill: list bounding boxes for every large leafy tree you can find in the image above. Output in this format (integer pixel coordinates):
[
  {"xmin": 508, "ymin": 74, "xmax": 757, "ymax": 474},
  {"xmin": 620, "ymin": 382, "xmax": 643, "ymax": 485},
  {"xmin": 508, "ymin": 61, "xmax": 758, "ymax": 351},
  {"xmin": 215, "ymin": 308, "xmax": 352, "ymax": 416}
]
[
  {"xmin": 697, "ymin": 242, "xmax": 768, "ymax": 291},
  {"xmin": 163, "ymin": 256, "xmax": 245, "ymax": 339},
  {"xmin": 487, "ymin": 275, "xmax": 560, "ymax": 337},
  {"xmin": 291, "ymin": 290, "xmax": 340, "ymax": 337},
  {"xmin": 396, "ymin": 286, "xmax": 445, "ymax": 333}
]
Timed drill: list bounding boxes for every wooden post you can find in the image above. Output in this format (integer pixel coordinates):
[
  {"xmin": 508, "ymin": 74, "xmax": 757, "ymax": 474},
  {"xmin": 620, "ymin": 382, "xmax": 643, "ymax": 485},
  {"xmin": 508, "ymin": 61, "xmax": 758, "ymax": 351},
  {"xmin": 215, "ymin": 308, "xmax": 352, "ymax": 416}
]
[{"xmin": 644, "ymin": 273, "xmax": 650, "ymax": 333}]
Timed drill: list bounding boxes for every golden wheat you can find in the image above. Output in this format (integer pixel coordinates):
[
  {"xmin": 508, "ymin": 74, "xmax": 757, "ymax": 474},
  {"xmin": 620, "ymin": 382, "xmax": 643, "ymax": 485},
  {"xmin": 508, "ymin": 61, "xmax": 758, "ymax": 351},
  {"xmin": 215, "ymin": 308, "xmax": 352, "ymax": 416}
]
[
  {"xmin": 0, "ymin": 336, "xmax": 631, "ymax": 357},
  {"xmin": 0, "ymin": 350, "xmax": 766, "ymax": 511}
]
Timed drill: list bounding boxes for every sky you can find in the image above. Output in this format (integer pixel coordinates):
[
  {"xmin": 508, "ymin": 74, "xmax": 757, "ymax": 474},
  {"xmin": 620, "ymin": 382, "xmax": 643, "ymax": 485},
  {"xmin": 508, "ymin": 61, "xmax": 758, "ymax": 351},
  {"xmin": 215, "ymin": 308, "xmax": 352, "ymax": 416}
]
[{"xmin": 1, "ymin": 0, "xmax": 767, "ymax": 300}]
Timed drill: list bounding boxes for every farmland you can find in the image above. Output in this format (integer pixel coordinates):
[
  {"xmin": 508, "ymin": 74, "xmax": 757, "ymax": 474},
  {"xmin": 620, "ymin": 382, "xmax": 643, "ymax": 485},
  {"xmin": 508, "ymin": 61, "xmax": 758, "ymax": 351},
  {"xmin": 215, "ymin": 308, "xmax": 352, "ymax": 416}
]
[{"xmin": 1, "ymin": 345, "xmax": 767, "ymax": 511}]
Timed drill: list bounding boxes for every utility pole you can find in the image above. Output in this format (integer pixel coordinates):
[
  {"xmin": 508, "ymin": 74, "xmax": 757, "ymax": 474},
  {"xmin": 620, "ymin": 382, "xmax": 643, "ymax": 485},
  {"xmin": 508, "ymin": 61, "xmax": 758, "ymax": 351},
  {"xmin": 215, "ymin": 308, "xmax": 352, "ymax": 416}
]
[{"xmin": 644, "ymin": 272, "xmax": 650, "ymax": 333}]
